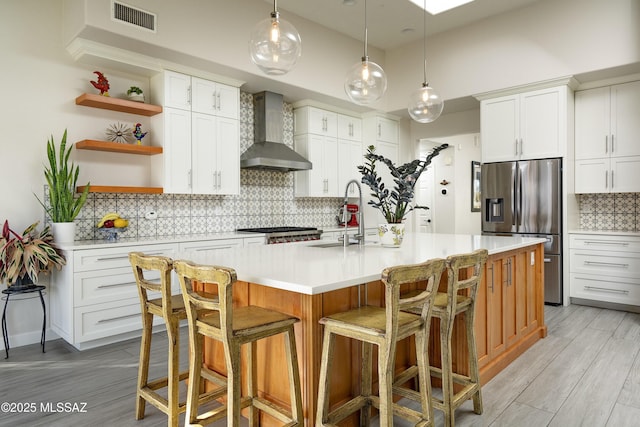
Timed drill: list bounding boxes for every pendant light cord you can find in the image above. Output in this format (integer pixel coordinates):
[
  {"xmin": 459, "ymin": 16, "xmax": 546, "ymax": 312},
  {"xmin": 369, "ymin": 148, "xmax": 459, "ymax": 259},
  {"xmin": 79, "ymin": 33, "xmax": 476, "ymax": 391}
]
[
  {"xmin": 422, "ymin": 0, "xmax": 427, "ymax": 85},
  {"xmin": 363, "ymin": 0, "xmax": 368, "ymax": 59}
]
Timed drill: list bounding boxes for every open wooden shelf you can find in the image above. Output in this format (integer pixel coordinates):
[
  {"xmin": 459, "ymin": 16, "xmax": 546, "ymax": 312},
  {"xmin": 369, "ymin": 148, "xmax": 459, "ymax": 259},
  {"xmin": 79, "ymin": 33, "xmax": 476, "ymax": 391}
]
[
  {"xmin": 75, "ymin": 139, "xmax": 162, "ymax": 155},
  {"xmin": 75, "ymin": 93, "xmax": 162, "ymax": 116},
  {"xmin": 77, "ymin": 186, "xmax": 163, "ymax": 194}
]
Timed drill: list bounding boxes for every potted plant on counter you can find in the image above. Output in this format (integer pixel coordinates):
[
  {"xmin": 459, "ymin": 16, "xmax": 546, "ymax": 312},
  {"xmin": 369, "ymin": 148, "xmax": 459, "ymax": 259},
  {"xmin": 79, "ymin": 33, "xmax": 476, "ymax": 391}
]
[
  {"xmin": 358, "ymin": 143, "xmax": 449, "ymax": 247},
  {"xmin": 0, "ymin": 220, "xmax": 66, "ymax": 290},
  {"xmin": 35, "ymin": 129, "xmax": 90, "ymax": 243}
]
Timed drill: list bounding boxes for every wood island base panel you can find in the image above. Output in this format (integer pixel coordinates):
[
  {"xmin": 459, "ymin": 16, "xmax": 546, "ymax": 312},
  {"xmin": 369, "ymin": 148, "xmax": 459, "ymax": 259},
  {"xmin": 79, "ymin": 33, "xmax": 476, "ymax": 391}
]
[{"xmin": 194, "ymin": 242, "xmax": 546, "ymax": 426}]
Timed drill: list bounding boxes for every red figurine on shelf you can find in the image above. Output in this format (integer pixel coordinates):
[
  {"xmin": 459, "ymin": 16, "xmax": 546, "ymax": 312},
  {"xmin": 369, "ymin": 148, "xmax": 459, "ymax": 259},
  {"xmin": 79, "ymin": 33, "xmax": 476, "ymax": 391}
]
[{"xmin": 90, "ymin": 71, "xmax": 110, "ymax": 96}]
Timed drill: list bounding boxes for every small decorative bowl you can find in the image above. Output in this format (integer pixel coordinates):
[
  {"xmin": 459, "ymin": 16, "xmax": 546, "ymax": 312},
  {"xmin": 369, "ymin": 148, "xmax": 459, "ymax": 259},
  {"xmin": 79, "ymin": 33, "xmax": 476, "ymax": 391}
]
[{"xmin": 99, "ymin": 227, "xmax": 127, "ymax": 242}]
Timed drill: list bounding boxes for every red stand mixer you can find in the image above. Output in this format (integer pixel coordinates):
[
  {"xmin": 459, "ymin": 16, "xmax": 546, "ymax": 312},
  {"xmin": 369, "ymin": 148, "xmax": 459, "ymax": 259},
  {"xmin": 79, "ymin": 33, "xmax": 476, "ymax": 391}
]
[{"xmin": 336, "ymin": 204, "xmax": 359, "ymax": 226}]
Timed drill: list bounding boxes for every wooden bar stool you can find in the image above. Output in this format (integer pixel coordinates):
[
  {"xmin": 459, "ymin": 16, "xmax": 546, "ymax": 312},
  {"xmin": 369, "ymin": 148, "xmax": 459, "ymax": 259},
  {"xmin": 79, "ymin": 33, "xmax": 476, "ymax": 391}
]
[
  {"xmin": 130, "ymin": 252, "xmax": 186, "ymax": 427},
  {"xmin": 400, "ymin": 249, "xmax": 488, "ymax": 427},
  {"xmin": 173, "ymin": 259, "xmax": 303, "ymax": 427},
  {"xmin": 129, "ymin": 252, "xmax": 219, "ymax": 427},
  {"xmin": 316, "ymin": 258, "xmax": 446, "ymax": 427}
]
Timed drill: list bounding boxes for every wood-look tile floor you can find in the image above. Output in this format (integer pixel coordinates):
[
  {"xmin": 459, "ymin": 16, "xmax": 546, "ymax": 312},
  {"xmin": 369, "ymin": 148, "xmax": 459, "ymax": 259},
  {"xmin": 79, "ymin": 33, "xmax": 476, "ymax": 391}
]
[{"xmin": 1, "ymin": 304, "xmax": 639, "ymax": 426}]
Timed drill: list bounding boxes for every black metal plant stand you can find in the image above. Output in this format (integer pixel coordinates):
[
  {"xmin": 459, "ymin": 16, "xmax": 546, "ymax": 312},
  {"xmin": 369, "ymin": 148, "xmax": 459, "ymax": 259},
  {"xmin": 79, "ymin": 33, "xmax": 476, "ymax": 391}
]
[{"xmin": 1, "ymin": 285, "xmax": 46, "ymax": 359}]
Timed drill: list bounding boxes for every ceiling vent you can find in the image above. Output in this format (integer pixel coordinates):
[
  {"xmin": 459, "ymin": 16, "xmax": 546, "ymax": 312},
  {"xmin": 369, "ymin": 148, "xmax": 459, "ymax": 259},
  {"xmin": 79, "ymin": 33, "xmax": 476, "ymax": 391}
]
[{"xmin": 111, "ymin": 1, "xmax": 156, "ymax": 32}]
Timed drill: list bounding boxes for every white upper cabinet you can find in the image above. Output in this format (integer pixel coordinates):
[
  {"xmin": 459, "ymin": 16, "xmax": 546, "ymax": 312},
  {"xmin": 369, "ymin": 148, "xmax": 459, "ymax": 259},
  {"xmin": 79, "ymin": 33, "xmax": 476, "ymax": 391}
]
[
  {"xmin": 574, "ymin": 81, "xmax": 640, "ymax": 193},
  {"xmin": 575, "ymin": 81, "xmax": 640, "ymax": 159},
  {"xmin": 294, "ymin": 106, "xmax": 337, "ymax": 136},
  {"xmin": 481, "ymin": 85, "xmax": 569, "ymax": 162},
  {"xmin": 294, "ymin": 106, "xmax": 340, "ymax": 197},
  {"xmin": 151, "ymin": 70, "xmax": 240, "ymax": 195},
  {"xmin": 337, "ymin": 114, "xmax": 362, "ymax": 142}
]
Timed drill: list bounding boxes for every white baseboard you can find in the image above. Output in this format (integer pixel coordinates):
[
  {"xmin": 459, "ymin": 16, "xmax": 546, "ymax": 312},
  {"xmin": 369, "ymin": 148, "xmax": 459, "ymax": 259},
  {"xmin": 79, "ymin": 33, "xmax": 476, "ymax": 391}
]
[{"xmin": 0, "ymin": 328, "xmax": 60, "ymax": 352}]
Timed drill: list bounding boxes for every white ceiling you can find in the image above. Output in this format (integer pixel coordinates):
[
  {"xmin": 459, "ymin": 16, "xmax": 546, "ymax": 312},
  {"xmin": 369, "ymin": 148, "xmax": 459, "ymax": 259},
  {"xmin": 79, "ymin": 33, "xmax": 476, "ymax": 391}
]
[{"xmin": 274, "ymin": 0, "xmax": 543, "ymax": 51}]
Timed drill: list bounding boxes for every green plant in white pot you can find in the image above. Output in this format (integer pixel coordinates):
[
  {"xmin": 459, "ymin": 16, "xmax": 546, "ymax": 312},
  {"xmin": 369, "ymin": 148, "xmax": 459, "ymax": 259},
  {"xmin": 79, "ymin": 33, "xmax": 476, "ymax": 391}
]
[
  {"xmin": 358, "ymin": 143, "xmax": 449, "ymax": 247},
  {"xmin": 35, "ymin": 130, "xmax": 90, "ymax": 243}
]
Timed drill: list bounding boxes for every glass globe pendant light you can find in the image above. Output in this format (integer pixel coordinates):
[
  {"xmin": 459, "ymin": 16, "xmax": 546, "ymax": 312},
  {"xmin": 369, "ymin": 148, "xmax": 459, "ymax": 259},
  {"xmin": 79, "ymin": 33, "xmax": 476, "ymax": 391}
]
[
  {"xmin": 407, "ymin": 0, "xmax": 444, "ymax": 123},
  {"xmin": 344, "ymin": 0, "xmax": 387, "ymax": 105},
  {"xmin": 249, "ymin": 0, "xmax": 302, "ymax": 76}
]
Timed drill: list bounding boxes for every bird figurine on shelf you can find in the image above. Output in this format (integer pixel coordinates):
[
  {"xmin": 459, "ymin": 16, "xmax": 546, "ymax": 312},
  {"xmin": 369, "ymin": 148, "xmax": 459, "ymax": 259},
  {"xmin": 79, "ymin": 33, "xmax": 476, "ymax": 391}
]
[
  {"xmin": 132, "ymin": 123, "xmax": 148, "ymax": 145},
  {"xmin": 90, "ymin": 71, "xmax": 110, "ymax": 96}
]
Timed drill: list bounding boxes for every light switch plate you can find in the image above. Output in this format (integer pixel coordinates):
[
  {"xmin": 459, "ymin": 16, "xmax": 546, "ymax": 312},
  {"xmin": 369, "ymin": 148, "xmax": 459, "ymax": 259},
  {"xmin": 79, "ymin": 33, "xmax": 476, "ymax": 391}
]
[
  {"xmin": 145, "ymin": 211, "xmax": 158, "ymax": 220},
  {"xmin": 531, "ymin": 251, "xmax": 535, "ymax": 265}
]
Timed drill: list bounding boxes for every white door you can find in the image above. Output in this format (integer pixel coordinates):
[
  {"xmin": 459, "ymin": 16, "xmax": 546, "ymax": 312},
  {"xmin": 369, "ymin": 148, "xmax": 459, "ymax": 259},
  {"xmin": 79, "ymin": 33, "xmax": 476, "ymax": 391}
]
[
  {"xmin": 481, "ymin": 94, "xmax": 519, "ymax": 162},
  {"xmin": 216, "ymin": 117, "xmax": 240, "ymax": 194},
  {"xmin": 215, "ymin": 83, "xmax": 240, "ymax": 120},
  {"xmin": 164, "ymin": 71, "xmax": 191, "ymax": 110},
  {"xmin": 417, "ymin": 164, "xmax": 435, "ymax": 233},
  {"xmin": 191, "ymin": 77, "xmax": 217, "ymax": 115},
  {"xmin": 164, "ymin": 107, "xmax": 192, "ymax": 194},
  {"xmin": 575, "ymin": 87, "xmax": 610, "ymax": 160},
  {"xmin": 520, "ymin": 87, "xmax": 562, "ymax": 159},
  {"xmin": 191, "ymin": 112, "xmax": 217, "ymax": 194}
]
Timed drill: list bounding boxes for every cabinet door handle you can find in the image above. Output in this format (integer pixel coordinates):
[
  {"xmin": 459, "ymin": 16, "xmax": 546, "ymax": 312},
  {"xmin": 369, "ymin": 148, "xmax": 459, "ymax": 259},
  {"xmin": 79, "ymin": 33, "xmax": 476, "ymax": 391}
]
[
  {"xmin": 213, "ymin": 171, "xmax": 217, "ymax": 188},
  {"xmin": 217, "ymin": 92, "xmax": 221, "ymax": 111},
  {"xmin": 605, "ymin": 135, "xmax": 608, "ymax": 154},
  {"xmin": 187, "ymin": 86, "xmax": 192, "ymax": 105},
  {"xmin": 97, "ymin": 282, "xmax": 137, "ymax": 289},
  {"xmin": 583, "ymin": 260, "xmax": 629, "ymax": 268},
  {"xmin": 97, "ymin": 313, "xmax": 140, "ymax": 324},
  {"xmin": 218, "ymin": 171, "xmax": 222, "ymax": 189},
  {"xmin": 519, "ymin": 139, "xmax": 523, "ymax": 156},
  {"xmin": 611, "ymin": 134, "xmax": 615, "ymax": 153},
  {"xmin": 514, "ymin": 139, "xmax": 519, "ymax": 156},
  {"xmin": 583, "ymin": 240, "xmax": 629, "ymax": 246},
  {"xmin": 378, "ymin": 123, "xmax": 381, "ymax": 137},
  {"xmin": 188, "ymin": 169, "xmax": 192, "ymax": 188},
  {"xmin": 489, "ymin": 264, "xmax": 494, "ymax": 293},
  {"xmin": 605, "ymin": 170, "xmax": 608, "ymax": 189},
  {"xmin": 96, "ymin": 251, "xmax": 164, "ymax": 262},
  {"xmin": 193, "ymin": 246, "xmax": 232, "ymax": 251},
  {"xmin": 212, "ymin": 92, "xmax": 216, "ymax": 110},
  {"xmin": 583, "ymin": 285, "xmax": 629, "ymax": 295},
  {"xmin": 611, "ymin": 170, "xmax": 614, "ymax": 189}
]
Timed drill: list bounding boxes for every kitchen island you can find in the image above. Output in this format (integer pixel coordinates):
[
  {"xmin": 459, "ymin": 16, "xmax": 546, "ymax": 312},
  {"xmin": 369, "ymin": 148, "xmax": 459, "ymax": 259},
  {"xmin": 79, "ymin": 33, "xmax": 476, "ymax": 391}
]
[{"xmin": 181, "ymin": 232, "xmax": 547, "ymax": 426}]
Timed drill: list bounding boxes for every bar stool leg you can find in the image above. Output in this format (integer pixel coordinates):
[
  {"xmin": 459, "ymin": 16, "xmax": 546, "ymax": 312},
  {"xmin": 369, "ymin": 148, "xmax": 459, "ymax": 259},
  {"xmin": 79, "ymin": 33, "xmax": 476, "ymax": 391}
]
[
  {"xmin": 378, "ymin": 342, "xmax": 396, "ymax": 427},
  {"xmin": 284, "ymin": 326, "xmax": 303, "ymax": 425},
  {"xmin": 2, "ymin": 294, "xmax": 10, "ymax": 359},
  {"xmin": 225, "ymin": 342, "xmax": 242, "ymax": 426},
  {"xmin": 247, "ymin": 341, "xmax": 259, "ymax": 427},
  {"xmin": 440, "ymin": 314, "xmax": 455, "ymax": 427},
  {"xmin": 316, "ymin": 327, "xmax": 336, "ymax": 425},
  {"xmin": 465, "ymin": 311, "xmax": 483, "ymax": 414},
  {"xmin": 167, "ymin": 318, "xmax": 180, "ymax": 427},
  {"xmin": 360, "ymin": 341, "xmax": 373, "ymax": 426},
  {"xmin": 186, "ymin": 333, "xmax": 204, "ymax": 425},
  {"xmin": 415, "ymin": 329, "xmax": 433, "ymax": 425},
  {"xmin": 136, "ymin": 311, "xmax": 154, "ymax": 420},
  {"xmin": 38, "ymin": 289, "xmax": 46, "ymax": 353}
]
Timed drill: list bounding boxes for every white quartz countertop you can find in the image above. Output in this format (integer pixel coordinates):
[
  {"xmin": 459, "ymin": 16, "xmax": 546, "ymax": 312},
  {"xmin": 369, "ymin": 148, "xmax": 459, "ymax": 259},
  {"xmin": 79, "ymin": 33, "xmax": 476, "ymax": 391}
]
[{"xmin": 179, "ymin": 233, "xmax": 546, "ymax": 295}]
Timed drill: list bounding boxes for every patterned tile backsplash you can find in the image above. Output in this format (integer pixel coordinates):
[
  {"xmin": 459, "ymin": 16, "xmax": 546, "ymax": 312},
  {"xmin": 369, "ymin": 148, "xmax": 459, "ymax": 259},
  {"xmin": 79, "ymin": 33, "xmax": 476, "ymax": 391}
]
[
  {"xmin": 46, "ymin": 91, "xmax": 344, "ymax": 241},
  {"xmin": 578, "ymin": 193, "xmax": 640, "ymax": 231}
]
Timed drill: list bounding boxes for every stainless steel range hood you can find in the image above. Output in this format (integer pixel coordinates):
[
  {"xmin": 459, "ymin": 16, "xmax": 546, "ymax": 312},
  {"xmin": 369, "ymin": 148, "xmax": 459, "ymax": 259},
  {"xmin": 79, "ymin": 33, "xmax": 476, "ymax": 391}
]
[{"xmin": 240, "ymin": 91, "xmax": 312, "ymax": 172}]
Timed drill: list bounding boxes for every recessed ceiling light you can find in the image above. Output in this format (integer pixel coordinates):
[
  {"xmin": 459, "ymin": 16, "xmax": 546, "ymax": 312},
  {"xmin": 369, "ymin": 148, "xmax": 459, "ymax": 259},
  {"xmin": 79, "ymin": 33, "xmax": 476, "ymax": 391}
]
[
  {"xmin": 342, "ymin": 0, "xmax": 357, "ymax": 6},
  {"xmin": 408, "ymin": 0, "xmax": 475, "ymax": 15}
]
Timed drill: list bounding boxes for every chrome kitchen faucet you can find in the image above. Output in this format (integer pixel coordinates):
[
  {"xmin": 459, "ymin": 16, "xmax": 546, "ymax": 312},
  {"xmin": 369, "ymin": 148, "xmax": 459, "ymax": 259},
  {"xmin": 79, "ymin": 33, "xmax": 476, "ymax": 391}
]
[{"xmin": 341, "ymin": 179, "xmax": 365, "ymax": 247}]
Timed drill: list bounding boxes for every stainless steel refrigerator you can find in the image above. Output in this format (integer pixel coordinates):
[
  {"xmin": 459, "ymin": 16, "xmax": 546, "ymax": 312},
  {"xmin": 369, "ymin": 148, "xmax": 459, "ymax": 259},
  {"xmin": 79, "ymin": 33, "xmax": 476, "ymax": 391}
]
[{"xmin": 481, "ymin": 158, "xmax": 562, "ymax": 304}]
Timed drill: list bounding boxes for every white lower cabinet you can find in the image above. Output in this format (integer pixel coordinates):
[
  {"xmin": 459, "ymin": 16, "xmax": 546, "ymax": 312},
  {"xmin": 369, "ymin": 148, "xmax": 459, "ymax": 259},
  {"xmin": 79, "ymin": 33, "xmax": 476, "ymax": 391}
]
[
  {"xmin": 569, "ymin": 233, "xmax": 640, "ymax": 307},
  {"xmin": 50, "ymin": 238, "xmax": 248, "ymax": 350}
]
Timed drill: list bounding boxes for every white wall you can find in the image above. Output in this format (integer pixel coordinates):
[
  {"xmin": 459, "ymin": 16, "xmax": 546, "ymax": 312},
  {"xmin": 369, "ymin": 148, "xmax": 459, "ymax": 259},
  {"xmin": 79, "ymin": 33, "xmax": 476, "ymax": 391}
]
[{"xmin": 386, "ymin": 0, "xmax": 640, "ymax": 112}]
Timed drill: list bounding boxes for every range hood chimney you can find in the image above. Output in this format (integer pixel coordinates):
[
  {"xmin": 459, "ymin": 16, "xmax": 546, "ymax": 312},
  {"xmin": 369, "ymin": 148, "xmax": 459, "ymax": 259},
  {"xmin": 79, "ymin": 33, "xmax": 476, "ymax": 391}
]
[{"xmin": 240, "ymin": 91, "xmax": 312, "ymax": 172}]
